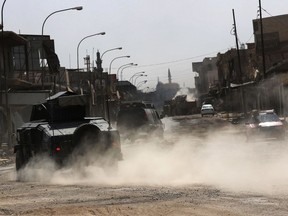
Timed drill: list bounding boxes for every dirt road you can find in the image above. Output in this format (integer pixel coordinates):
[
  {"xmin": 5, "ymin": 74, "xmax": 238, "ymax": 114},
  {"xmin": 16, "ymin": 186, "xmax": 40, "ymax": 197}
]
[
  {"xmin": 1, "ymin": 180, "xmax": 288, "ymax": 216},
  {"xmin": 1, "ymin": 115, "xmax": 288, "ymax": 215}
]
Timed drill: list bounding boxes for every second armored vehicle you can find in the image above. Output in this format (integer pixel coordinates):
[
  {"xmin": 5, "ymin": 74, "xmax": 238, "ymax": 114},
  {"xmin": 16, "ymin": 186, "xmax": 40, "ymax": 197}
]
[{"xmin": 116, "ymin": 101, "xmax": 164, "ymax": 141}]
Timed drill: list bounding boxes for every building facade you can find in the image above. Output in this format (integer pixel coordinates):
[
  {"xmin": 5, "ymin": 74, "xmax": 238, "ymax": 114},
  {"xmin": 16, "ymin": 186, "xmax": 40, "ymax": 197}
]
[
  {"xmin": 193, "ymin": 57, "xmax": 218, "ymax": 96},
  {"xmin": 253, "ymin": 14, "xmax": 288, "ymax": 75}
]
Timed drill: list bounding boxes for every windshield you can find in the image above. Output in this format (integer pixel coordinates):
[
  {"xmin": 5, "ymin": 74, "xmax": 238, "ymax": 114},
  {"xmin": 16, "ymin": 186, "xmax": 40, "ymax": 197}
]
[
  {"xmin": 117, "ymin": 109, "xmax": 147, "ymax": 128},
  {"xmin": 257, "ymin": 113, "xmax": 280, "ymax": 122},
  {"xmin": 202, "ymin": 104, "xmax": 213, "ymax": 109}
]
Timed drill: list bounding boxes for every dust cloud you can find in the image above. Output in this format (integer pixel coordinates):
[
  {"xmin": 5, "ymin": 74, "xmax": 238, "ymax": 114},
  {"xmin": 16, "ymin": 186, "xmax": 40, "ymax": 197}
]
[
  {"xmin": 173, "ymin": 87, "xmax": 195, "ymax": 101},
  {"xmin": 18, "ymin": 117, "xmax": 288, "ymax": 195}
]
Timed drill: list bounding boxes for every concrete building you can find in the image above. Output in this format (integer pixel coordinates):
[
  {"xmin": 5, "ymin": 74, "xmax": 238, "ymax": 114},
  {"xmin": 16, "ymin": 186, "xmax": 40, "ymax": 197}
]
[
  {"xmin": 193, "ymin": 14, "xmax": 288, "ymax": 114},
  {"xmin": 193, "ymin": 57, "xmax": 218, "ymax": 97},
  {"xmin": 252, "ymin": 14, "xmax": 288, "ymax": 115},
  {"xmin": 253, "ymin": 14, "xmax": 288, "ymax": 74},
  {"xmin": 217, "ymin": 47, "xmax": 256, "ymax": 87},
  {"xmin": 0, "ymin": 32, "xmax": 52, "ymax": 146}
]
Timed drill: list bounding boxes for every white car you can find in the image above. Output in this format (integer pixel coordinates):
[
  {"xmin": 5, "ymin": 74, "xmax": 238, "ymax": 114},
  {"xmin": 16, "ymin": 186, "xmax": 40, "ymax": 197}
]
[
  {"xmin": 201, "ymin": 104, "xmax": 215, "ymax": 117},
  {"xmin": 245, "ymin": 109, "xmax": 285, "ymax": 141}
]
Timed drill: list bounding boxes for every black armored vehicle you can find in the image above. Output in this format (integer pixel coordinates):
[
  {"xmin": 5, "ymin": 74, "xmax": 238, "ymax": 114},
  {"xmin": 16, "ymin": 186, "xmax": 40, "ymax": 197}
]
[
  {"xmin": 116, "ymin": 101, "xmax": 164, "ymax": 141},
  {"xmin": 14, "ymin": 91, "xmax": 122, "ymax": 172}
]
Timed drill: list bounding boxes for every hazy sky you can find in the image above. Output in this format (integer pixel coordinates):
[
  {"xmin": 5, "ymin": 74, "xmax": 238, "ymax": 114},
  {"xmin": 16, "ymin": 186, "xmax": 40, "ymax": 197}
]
[{"xmin": 3, "ymin": 0, "xmax": 288, "ymax": 89}]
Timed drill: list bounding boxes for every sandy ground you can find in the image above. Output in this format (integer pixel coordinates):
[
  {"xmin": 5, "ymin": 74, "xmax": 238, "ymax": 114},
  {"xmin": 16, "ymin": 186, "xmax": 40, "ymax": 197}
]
[
  {"xmin": 1, "ymin": 115, "xmax": 288, "ymax": 216},
  {"xmin": 1, "ymin": 179, "xmax": 288, "ymax": 216}
]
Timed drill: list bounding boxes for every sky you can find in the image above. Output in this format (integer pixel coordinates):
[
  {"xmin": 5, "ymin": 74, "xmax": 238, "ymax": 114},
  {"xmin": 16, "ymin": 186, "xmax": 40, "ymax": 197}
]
[{"xmin": 3, "ymin": 0, "xmax": 288, "ymax": 90}]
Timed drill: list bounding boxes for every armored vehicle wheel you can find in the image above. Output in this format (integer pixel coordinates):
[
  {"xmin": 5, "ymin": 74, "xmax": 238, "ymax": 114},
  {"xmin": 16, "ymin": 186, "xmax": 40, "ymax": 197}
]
[
  {"xmin": 15, "ymin": 149, "xmax": 26, "ymax": 171},
  {"xmin": 73, "ymin": 124, "xmax": 102, "ymax": 153},
  {"xmin": 16, "ymin": 150, "xmax": 22, "ymax": 171},
  {"xmin": 15, "ymin": 148, "xmax": 32, "ymax": 181},
  {"xmin": 73, "ymin": 124, "xmax": 120, "ymax": 174}
]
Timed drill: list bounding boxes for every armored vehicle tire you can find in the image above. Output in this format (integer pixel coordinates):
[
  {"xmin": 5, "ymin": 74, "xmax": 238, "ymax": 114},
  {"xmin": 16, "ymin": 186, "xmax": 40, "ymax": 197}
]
[
  {"xmin": 73, "ymin": 124, "xmax": 119, "ymax": 172},
  {"xmin": 73, "ymin": 124, "xmax": 101, "ymax": 150},
  {"xmin": 15, "ymin": 149, "xmax": 30, "ymax": 181},
  {"xmin": 15, "ymin": 149, "xmax": 26, "ymax": 171},
  {"xmin": 15, "ymin": 147, "xmax": 32, "ymax": 171}
]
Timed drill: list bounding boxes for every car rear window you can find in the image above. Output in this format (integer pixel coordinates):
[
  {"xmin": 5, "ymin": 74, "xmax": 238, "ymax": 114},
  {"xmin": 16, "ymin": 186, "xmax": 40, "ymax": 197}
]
[
  {"xmin": 257, "ymin": 113, "xmax": 280, "ymax": 122},
  {"xmin": 117, "ymin": 108, "xmax": 147, "ymax": 128},
  {"xmin": 202, "ymin": 104, "xmax": 213, "ymax": 109}
]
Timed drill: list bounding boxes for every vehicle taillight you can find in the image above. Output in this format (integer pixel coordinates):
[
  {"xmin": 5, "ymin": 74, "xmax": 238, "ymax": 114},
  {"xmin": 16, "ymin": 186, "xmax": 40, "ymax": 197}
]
[{"xmin": 56, "ymin": 147, "xmax": 61, "ymax": 151}]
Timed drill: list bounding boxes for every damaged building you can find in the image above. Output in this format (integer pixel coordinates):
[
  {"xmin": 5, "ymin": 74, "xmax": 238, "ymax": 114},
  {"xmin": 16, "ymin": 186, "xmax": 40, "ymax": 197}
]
[{"xmin": 193, "ymin": 13, "xmax": 288, "ymax": 116}]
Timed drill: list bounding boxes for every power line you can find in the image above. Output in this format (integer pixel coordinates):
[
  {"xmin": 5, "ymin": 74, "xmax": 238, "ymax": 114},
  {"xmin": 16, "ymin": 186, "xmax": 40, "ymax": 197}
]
[
  {"xmin": 245, "ymin": 33, "xmax": 254, "ymax": 43},
  {"xmin": 261, "ymin": 7, "xmax": 273, "ymax": 17},
  {"xmin": 135, "ymin": 48, "xmax": 229, "ymax": 68}
]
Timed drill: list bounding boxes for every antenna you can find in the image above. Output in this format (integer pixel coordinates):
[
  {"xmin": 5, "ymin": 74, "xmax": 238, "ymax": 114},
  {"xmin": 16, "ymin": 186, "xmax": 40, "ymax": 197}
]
[{"xmin": 105, "ymin": 75, "xmax": 112, "ymax": 130}]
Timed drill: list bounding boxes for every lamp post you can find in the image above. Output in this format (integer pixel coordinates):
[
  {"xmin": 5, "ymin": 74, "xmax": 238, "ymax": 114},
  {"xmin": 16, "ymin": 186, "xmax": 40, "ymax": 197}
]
[
  {"xmin": 41, "ymin": 6, "xmax": 83, "ymax": 35},
  {"xmin": 129, "ymin": 71, "xmax": 145, "ymax": 83},
  {"xmin": 134, "ymin": 74, "xmax": 147, "ymax": 85},
  {"xmin": 108, "ymin": 55, "xmax": 130, "ymax": 74},
  {"xmin": 1, "ymin": 0, "xmax": 7, "ymax": 29},
  {"xmin": 1, "ymin": 0, "xmax": 8, "ymax": 146},
  {"xmin": 98, "ymin": 47, "xmax": 121, "ymax": 117},
  {"xmin": 120, "ymin": 64, "xmax": 137, "ymax": 81},
  {"xmin": 116, "ymin": 63, "xmax": 134, "ymax": 78},
  {"xmin": 1, "ymin": 0, "xmax": 8, "ymax": 97},
  {"xmin": 100, "ymin": 47, "xmax": 122, "ymax": 60},
  {"xmin": 136, "ymin": 80, "xmax": 147, "ymax": 88},
  {"xmin": 41, "ymin": 6, "xmax": 83, "ymax": 90},
  {"xmin": 105, "ymin": 55, "xmax": 130, "ymax": 128},
  {"xmin": 77, "ymin": 32, "xmax": 105, "ymax": 90}
]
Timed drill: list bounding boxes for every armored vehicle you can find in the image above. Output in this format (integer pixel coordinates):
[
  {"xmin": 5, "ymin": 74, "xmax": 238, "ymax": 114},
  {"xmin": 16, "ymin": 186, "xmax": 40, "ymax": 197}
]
[
  {"xmin": 163, "ymin": 95, "xmax": 198, "ymax": 117},
  {"xmin": 116, "ymin": 101, "xmax": 164, "ymax": 141},
  {"xmin": 14, "ymin": 91, "xmax": 122, "ymax": 173}
]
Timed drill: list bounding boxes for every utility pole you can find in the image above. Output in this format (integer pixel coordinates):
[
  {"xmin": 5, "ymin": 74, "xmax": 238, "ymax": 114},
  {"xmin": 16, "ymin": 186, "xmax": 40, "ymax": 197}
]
[
  {"xmin": 232, "ymin": 9, "xmax": 246, "ymax": 115},
  {"xmin": 259, "ymin": 0, "xmax": 266, "ymax": 78},
  {"xmin": 1, "ymin": 0, "xmax": 11, "ymax": 147}
]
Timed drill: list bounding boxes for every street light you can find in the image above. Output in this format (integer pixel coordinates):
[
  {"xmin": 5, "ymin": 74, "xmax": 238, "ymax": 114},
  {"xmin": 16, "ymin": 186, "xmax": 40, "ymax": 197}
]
[
  {"xmin": 101, "ymin": 47, "xmax": 122, "ymax": 60},
  {"xmin": 136, "ymin": 80, "xmax": 147, "ymax": 88},
  {"xmin": 1, "ymin": 0, "xmax": 9, "ymax": 146},
  {"xmin": 76, "ymin": 32, "xmax": 105, "ymax": 90},
  {"xmin": 134, "ymin": 74, "xmax": 147, "ymax": 85},
  {"xmin": 129, "ymin": 71, "xmax": 145, "ymax": 83},
  {"xmin": 98, "ymin": 47, "xmax": 122, "ymax": 118},
  {"xmin": 41, "ymin": 6, "xmax": 83, "ymax": 90},
  {"xmin": 116, "ymin": 63, "xmax": 134, "ymax": 78},
  {"xmin": 41, "ymin": 6, "xmax": 83, "ymax": 35},
  {"xmin": 105, "ymin": 55, "xmax": 130, "ymax": 128},
  {"xmin": 120, "ymin": 64, "xmax": 138, "ymax": 81},
  {"xmin": 109, "ymin": 55, "xmax": 130, "ymax": 74},
  {"xmin": 1, "ymin": 0, "xmax": 7, "ymax": 29}
]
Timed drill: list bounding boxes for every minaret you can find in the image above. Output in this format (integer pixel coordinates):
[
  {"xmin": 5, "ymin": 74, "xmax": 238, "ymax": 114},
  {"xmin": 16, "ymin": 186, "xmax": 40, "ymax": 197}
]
[
  {"xmin": 96, "ymin": 50, "xmax": 103, "ymax": 73},
  {"xmin": 168, "ymin": 68, "xmax": 172, "ymax": 84}
]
